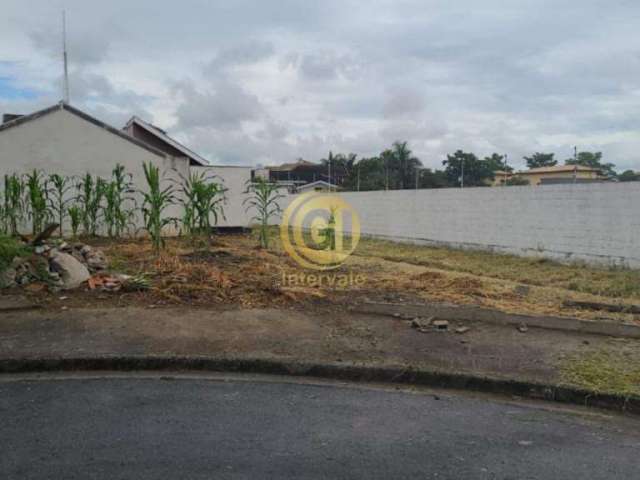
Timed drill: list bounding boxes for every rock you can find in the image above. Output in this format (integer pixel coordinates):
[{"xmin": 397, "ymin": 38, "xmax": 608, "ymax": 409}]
[
  {"xmin": 517, "ymin": 323, "xmax": 528, "ymax": 333},
  {"xmin": 59, "ymin": 242, "xmax": 70, "ymax": 251},
  {"xmin": 84, "ymin": 249, "xmax": 107, "ymax": 272},
  {"xmin": 455, "ymin": 326, "xmax": 470, "ymax": 334},
  {"xmin": 0, "ymin": 267, "xmax": 17, "ymax": 288},
  {"xmin": 432, "ymin": 319, "xmax": 449, "ymax": 331},
  {"xmin": 80, "ymin": 245, "xmax": 93, "ymax": 256},
  {"xmin": 49, "ymin": 251, "xmax": 90, "ymax": 290}
]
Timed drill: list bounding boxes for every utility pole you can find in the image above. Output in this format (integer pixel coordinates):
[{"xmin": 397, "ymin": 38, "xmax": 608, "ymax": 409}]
[
  {"xmin": 327, "ymin": 152, "xmax": 332, "ymax": 192},
  {"xmin": 460, "ymin": 158, "xmax": 464, "ymax": 189},
  {"xmin": 415, "ymin": 166, "xmax": 420, "ymax": 190},
  {"xmin": 385, "ymin": 156, "xmax": 389, "ymax": 191},
  {"xmin": 357, "ymin": 163, "xmax": 360, "ymax": 192},
  {"xmin": 573, "ymin": 146, "xmax": 578, "ymax": 183},
  {"xmin": 503, "ymin": 153, "xmax": 509, "ymax": 186},
  {"xmin": 62, "ymin": 10, "xmax": 70, "ymax": 103}
]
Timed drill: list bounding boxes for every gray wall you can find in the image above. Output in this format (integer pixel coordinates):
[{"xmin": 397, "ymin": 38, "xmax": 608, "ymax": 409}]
[
  {"xmin": 0, "ymin": 107, "xmax": 189, "ymax": 235},
  {"xmin": 329, "ymin": 183, "xmax": 639, "ymax": 268}
]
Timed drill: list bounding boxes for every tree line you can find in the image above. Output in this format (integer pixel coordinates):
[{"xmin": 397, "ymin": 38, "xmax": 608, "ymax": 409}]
[{"xmin": 317, "ymin": 142, "xmax": 639, "ymax": 190}]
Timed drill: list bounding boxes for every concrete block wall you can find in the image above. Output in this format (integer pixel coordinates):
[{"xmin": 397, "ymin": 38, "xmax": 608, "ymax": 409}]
[{"xmin": 298, "ymin": 183, "xmax": 640, "ymax": 268}]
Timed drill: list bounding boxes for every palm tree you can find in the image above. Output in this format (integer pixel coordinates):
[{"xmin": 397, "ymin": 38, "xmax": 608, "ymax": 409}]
[{"xmin": 391, "ymin": 141, "xmax": 421, "ymax": 189}]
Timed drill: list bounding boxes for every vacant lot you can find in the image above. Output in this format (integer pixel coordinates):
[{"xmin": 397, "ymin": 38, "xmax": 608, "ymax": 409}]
[{"xmin": 6, "ymin": 230, "xmax": 639, "ymax": 326}]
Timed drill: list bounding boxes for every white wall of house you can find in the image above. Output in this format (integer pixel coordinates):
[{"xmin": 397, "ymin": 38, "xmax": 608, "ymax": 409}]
[
  {"xmin": 193, "ymin": 165, "xmax": 254, "ymax": 227},
  {"xmin": 0, "ymin": 106, "xmax": 189, "ymax": 235}
]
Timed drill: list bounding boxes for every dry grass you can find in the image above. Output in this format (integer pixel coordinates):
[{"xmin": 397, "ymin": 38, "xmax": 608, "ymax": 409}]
[
  {"xmin": 354, "ymin": 237, "xmax": 640, "ymax": 299},
  {"xmin": 560, "ymin": 349, "xmax": 640, "ymax": 397},
  {"xmin": 60, "ymin": 230, "xmax": 640, "ymax": 325}
]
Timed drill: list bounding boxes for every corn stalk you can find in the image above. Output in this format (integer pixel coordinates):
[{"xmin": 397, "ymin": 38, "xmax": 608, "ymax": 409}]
[
  {"xmin": 68, "ymin": 204, "xmax": 82, "ymax": 240},
  {"xmin": 24, "ymin": 169, "xmax": 51, "ymax": 236},
  {"xmin": 3, "ymin": 174, "xmax": 24, "ymax": 236},
  {"xmin": 103, "ymin": 164, "xmax": 136, "ymax": 238},
  {"xmin": 140, "ymin": 162, "xmax": 176, "ymax": 253},
  {"xmin": 174, "ymin": 170, "xmax": 227, "ymax": 240},
  {"xmin": 77, "ymin": 173, "xmax": 106, "ymax": 236},
  {"xmin": 47, "ymin": 173, "xmax": 73, "ymax": 237},
  {"xmin": 243, "ymin": 177, "xmax": 284, "ymax": 249}
]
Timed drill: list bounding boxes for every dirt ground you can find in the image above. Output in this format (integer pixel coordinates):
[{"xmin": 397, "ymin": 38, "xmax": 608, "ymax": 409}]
[
  {"xmin": 2, "ymin": 305, "xmax": 639, "ymax": 392},
  {"xmin": 3, "ymin": 232, "xmax": 640, "ymax": 396},
  {"xmin": 5, "ymin": 232, "xmax": 640, "ymax": 326}
]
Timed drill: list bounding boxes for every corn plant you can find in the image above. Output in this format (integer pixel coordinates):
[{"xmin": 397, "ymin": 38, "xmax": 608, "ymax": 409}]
[
  {"xmin": 77, "ymin": 173, "xmax": 106, "ymax": 236},
  {"xmin": 3, "ymin": 174, "xmax": 24, "ymax": 236},
  {"xmin": 68, "ymin": 204, "xmax": 82, "ymax": 239},
  {"xmin": 24, "ymin": 169, "xmax": 51, "ymax": 236},
  {"xmin": 174, "ymin": 170, "xmax": 226, "ymax": 240},
  {"xmin": 47, "ymin": 174, "xmax": 73, "ymax": 237},
  {"xmin": 243, "ymin": 177, "xmax": 284, "ymax": 249},
  {"xmin": 103, "ymin": 164, "xmax": 136, "ymax": 238},
  {"xmin": 140, "ymin": 162, "xmax": 176, "ymax": 253}
]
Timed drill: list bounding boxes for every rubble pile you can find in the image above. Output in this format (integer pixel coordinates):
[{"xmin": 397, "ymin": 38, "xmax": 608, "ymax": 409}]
[{"xmin": 1, "ymin": 241, "xmax": 108, "ymax": 290}]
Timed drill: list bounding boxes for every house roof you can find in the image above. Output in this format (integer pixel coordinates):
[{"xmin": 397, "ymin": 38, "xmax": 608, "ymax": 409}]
[
  {"xmin": 518, "ymin": 165, "xmax": 602, "ymax": 175},
  {"xmin": 268, "ymin": 159, "xmax": 319, "ymax": 172},
  {"xmin": 297, "ymin": 180, "xmax": 338, "ymax": 191},
  {"xmin": 124, "ymin": 116, "xmax": 209, "ymax": 166},
  {"xmin": 0, "ymin": 102, "xmax": 168, "ymax": 158}
]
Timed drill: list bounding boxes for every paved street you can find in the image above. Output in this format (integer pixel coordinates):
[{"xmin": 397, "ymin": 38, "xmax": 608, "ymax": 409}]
[{"xmin": 1, "ymin": 375, "xmax": 639, "ymax": 479}]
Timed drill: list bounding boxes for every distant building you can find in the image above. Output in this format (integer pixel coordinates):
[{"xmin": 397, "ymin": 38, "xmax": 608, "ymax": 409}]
[
  {"xmin": 492, "ymin": 165, "xmax": 608, "ymax": 186},
  {"xmin": 296, "ymin": 180, "xmax": 338, "ymax": 193},
  {"xmin": 265, "ymin": 159, "xmax": 347, "ymax": 190}
]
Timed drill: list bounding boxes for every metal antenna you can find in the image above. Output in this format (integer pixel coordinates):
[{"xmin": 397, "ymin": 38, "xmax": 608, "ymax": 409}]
[{"xmin": 62, "ymin": 10, "xmax": 70, "ymax": 103}]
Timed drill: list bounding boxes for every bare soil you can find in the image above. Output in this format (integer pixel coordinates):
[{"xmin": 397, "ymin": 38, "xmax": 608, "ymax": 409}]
[{"xmin": 4, "ymin": 233, "xmax": 640, "ymax": 327}]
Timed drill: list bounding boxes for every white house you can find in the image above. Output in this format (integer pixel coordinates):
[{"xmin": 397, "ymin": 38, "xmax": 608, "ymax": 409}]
[
  {"xmin": 0, "ymin": 101, "xmax": 189, "ymax": 233},
  {"xmin": 0, "ymin": 101, "xmax": 259, "ymax": 232}
]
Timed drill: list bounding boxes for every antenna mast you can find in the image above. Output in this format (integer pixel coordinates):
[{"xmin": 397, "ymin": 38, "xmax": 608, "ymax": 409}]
[{"xmin": 62, "ymin": 10, "xmax": 70, "ymax": 103}]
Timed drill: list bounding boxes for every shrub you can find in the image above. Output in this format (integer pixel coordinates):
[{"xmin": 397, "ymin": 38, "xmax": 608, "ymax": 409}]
[{"xmin": 0, "ymin": 235, "xmax": 28, "ymax": 273}]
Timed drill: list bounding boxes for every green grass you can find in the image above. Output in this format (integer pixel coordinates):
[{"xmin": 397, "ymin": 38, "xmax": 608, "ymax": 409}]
[
  {"xmin": 354, "ymin": 237, "xmax": 640, "ymax": 299},
  {"xmin": 560, "ymin": 350, "xmax": 640, "ymax": 397},
  {"xmin": 0, "ymin": 235, "xmax": 29, "ymax": 272}
]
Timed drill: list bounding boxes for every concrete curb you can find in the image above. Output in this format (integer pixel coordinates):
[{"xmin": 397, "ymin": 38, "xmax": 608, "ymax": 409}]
[
  {"xmin": 1, "ymin": 356, "xmax": 638, "ymax": 416},
  {"xmin": 352, "ymin": 301, "xmax": 640, "ymax": 339}
]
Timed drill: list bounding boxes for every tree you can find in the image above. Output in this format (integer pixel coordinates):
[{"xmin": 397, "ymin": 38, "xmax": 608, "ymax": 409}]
[
  {"xmin": 505, "ymin": 176, "xmax": 530, "ymax": 186},
  {"xmin": 418, "ymin": 168, "xmax": 452, "ymax": 189},
  {"xmin": 565, "ymin": 151, "xmax": 616, "ymax": 178},
  {"xmin": 523, "ymin": 152, "xmax": 557, "ymax": 169},
  {"xmin": 349, "ymin": 156, "xmax": 387, "ymax": 191},
  {"xmin": 390, "ymin": 141, "xmax": 421, "ymax": 189},
  {"xmin": 442, "ymin": 150, "xmax": 494, "ymax": 187},
  {"xmin": 322, "ymin": 152, "xmax": 358, "ymax": 189},
  {"xmin": 483, "ymin": 153, "xmax": 512, "ymax": 173},
  {"xmin": 618, "ymin": 170, "xmax": 640, "ymax": 182}
]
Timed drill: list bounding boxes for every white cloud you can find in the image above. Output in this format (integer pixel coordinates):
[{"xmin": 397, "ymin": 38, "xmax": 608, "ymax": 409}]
[{"xmin": 0, "ymin": 0, "xmax": 638, "ymax": 171}]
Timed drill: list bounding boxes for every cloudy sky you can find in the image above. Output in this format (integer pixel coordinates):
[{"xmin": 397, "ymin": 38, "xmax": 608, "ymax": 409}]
[{"xmin": 0, "ymin": 0, "xmax": 638, "ymax": 170}]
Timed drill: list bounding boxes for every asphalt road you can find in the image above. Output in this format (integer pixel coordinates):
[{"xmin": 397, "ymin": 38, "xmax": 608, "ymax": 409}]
[{"xmin": 1, "ymin": 375, "xmax": 639, "ymax": 479}]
